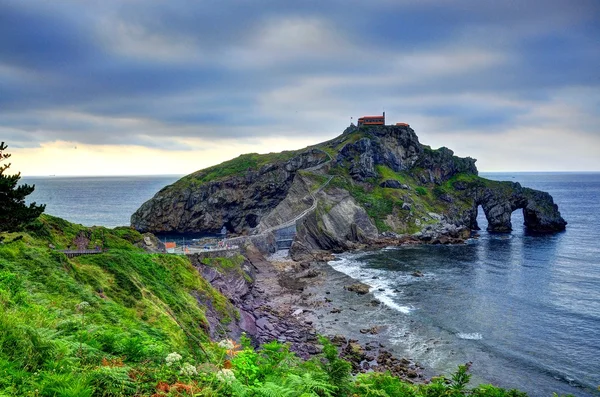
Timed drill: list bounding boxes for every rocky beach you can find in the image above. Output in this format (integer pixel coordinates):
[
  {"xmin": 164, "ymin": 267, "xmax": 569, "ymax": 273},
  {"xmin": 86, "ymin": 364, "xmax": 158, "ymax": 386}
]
[{"xmin": 190, "ymin": 245, "xmax": 430, "ymax": 383}]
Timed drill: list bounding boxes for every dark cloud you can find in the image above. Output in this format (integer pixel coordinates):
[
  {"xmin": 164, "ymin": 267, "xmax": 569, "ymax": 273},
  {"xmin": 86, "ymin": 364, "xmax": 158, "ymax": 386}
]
[{"xmin": 1, "ymin": 0, "xmax": 599, "ymax": 150}]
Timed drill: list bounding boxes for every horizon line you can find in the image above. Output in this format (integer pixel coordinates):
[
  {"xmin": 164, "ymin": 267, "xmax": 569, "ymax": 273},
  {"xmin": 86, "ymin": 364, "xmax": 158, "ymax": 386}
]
[{"xmin": 20, "ymin": 170, "xmax": 600, "ymax": 178}]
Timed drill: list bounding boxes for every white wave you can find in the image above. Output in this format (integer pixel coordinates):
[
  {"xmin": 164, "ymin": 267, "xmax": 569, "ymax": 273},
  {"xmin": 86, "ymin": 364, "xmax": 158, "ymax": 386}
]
[
  {"xmin": 456, "ymin": 332, "xmax": 483, "ymax": 340},
  {"xmin": 328, "ymin": 255, "xmax": 414, "ymax": 314},
  {"xmin": 374, "ymin": 290, "xmax": 413, "ymax": 314},
  {"xmin": 383, "ymin": 245, "xmax": 400, "ymax": 251}
]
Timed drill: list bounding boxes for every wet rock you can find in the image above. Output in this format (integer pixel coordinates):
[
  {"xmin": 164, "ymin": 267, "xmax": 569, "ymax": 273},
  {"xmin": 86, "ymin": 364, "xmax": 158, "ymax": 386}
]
[
  {"xmin": 379, "ymin": 180, "xmax": 410, "ymax": 190},
  {"xmin": 301, "ymin": 269, "xmax": 320, "ymax": 278},
  {"xmin": 331, "ymin": 334, "xmax": 347, "ymax": 346},
  {"xmin": 359, "ymin": 326, "xmax": 382, "ymax": 335},
  {"xmin": 292, "ymin": 308, "xmax": 303, "ymax": 316},
  {"xmin": 346, "ymin": 283, "xmax": 370, "ymax": 295},
  {"xmin": 412, "ymin": 271, "xmax": 424, "ymax": 277},
  {"xmin": 256, "ymin": 317, "xmax": 273, "ymax": 331}
]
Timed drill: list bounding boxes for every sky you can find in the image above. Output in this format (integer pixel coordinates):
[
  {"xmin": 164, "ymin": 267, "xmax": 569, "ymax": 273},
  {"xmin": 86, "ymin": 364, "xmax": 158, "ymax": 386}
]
[{"xmin": 2, "ymin": 0, "xmax": 599, "ymax": 176}]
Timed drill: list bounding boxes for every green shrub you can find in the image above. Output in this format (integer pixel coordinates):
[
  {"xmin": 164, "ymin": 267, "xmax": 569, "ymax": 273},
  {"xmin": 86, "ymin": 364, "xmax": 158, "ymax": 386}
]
[
  {"xmin": 0, "ymin": 215, "xmax": 543, "ymax": 397},
  {"xmin": 232, "ymin": 348, "xmax": 261, "ymax": 386},
  {"xmin": 415, "ymin": 187, "xmax": 427, "ymax": 196}
]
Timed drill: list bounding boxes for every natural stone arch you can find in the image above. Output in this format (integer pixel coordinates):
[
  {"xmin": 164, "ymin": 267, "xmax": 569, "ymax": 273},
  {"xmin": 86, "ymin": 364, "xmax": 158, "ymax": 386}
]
[{"xmin": 474, "ymin": 183, "xmax": 566, "ymax": 233}]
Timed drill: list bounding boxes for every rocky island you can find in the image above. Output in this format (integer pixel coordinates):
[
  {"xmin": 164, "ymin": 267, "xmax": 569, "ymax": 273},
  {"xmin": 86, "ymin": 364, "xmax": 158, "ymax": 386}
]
[{"xmin": 131, "ymin": 123, "xmax": 566, "ymax": 253}]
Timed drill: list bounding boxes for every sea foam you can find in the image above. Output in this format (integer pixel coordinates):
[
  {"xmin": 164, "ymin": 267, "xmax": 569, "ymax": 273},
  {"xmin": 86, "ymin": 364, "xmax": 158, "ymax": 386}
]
[
  {"xmin": 456, "ymin": 332, "xmax": 483, "ymax": 340},
  {"xmin": 328, "ymin": 254, "xmax": 413, "ymax": 314}
]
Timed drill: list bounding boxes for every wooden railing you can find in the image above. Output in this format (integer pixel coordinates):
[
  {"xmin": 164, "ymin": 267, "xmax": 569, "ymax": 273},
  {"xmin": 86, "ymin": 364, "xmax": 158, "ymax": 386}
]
[{"xmin": 57, "ymin": 249, "xmax": 103, "ymax": 258}]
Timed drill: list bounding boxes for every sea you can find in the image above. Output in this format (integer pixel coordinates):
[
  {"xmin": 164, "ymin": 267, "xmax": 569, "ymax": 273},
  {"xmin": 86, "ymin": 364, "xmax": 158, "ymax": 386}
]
[{"xmin": 22, "ymin": 173, "xmax": 600, "ymax": 396}]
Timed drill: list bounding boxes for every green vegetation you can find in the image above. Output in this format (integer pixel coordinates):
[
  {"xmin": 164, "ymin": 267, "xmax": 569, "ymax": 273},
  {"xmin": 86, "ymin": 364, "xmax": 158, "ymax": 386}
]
[
  {"xmin": 170, "ymin": 150, "xmax": 304, "ymax": 190},
  {"xmin": 0, "ymin": 214, "xmax": 552, "ymax": 395},
  {"xmin": 201, "ymin": 254, "xmax": 253, "ymax": 284},
  {"xmin": 327, "ymin": 165, "xmax": 455, "ymax": 234},
  {"xmin": 310, "ymin": 128, "xmax": 366, "ymax": 159},
  {"xmin": 0, "ymin": 142, "xmax": 45, "ymax": 232},
  {"xmin": 298, "ymin": 171, "xmax": 331, "ymax": 192},
  {"xmin": 376, "ymin": 165, "xmax": 409, "ymax": 184},
  {"xmin": 0, "ymin": 215, "xmax": 234, "ymax": 396},
  {"xmin": 329, "ymin": 177, "xmax": 397, "ymax": 232},
  {"xmin": 415, "ymin": 187, "xmax": 427, "ymax": 196}
]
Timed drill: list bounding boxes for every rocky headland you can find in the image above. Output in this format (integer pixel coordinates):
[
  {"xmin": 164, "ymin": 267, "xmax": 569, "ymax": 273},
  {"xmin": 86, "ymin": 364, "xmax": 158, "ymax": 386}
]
[{"xmin": 131, "ymin": 123, "xmax": 566, "ymax": 254}]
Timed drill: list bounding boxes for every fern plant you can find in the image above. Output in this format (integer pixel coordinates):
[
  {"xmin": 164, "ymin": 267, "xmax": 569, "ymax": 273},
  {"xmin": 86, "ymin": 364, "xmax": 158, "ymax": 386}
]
[
  {"xmin": 353, "ymin": 372, "xmax": 417, "ymax": 397},
  {"xmin": 286, "ymin": 373, "xmax": 336, "ymax": 397},
  {"xmin": 250, "ymin": 381, "xmax": 295, "ymax": 397},
  {"xmin": 88, "ymin": 366, "xmax": 136, "ymax": 397},
  {"xmin": 317, "ymin": 337, "xmax": 351, "ymax": 397}
]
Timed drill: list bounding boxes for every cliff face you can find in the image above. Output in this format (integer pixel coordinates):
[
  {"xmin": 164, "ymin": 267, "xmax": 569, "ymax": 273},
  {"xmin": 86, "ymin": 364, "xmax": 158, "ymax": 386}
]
[
  {"xmin": 131, "ymin": 124, "xmax": 566, "ymax": 249},
  {"xmin": 131, "ymin": 149, "xmax": 328, "ymax": 234}
]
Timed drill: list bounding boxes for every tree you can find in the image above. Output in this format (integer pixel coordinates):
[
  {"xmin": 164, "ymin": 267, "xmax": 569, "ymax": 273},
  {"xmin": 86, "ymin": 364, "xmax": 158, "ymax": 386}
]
[{"xmin": 0, "ymin": 142, "xmax": 45, "ymax": 232}]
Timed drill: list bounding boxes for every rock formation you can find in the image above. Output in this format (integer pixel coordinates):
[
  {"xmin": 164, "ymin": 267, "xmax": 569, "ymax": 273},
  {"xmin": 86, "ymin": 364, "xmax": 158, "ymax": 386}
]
[
  {"xmin": 131, "ymin": 149, "xmax": 328, "ymax": 234},
  {"xmin": 131, "ymin": 124, "xmax": 566, "ymax": 251},
  {"xmin": 470, "ymin": 183, "xmax": 567, "ymax": 233}
]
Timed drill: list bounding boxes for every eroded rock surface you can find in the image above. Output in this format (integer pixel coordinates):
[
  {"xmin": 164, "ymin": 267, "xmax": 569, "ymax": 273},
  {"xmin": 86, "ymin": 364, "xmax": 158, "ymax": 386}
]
[
  {"xmin": 293, "ymin": 187, "xmax": 378, "ymax": 254},
  {"xmin": 131, "ymin": 149, "xmax": 328, "ymax": 234}
]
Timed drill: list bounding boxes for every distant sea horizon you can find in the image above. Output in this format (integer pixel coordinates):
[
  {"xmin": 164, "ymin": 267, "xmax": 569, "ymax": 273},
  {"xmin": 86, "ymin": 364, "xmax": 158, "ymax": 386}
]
[
  {"xmin": 21, "ymin": 170, "xmax": 600, "ymax": 178},
  {"xmin": 22, "ymin": 174, "xmax": 185, "ymax": 178}
]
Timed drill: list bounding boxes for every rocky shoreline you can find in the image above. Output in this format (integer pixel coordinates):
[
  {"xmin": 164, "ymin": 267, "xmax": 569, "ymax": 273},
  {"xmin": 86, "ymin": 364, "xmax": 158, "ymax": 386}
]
[{"xmin": 191, "ymin": 246, "xmax": 428, "ymax": 383}]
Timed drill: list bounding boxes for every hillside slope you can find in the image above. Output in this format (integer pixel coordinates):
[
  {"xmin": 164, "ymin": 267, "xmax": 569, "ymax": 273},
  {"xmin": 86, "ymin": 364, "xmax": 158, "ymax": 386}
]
[
  {"xmin": 0, "ymin": 215, "xmax": 235, "ymax": 395},
  {"xmin": 131, "ymin": 124, "xmax": 566, "ymax": 251}
]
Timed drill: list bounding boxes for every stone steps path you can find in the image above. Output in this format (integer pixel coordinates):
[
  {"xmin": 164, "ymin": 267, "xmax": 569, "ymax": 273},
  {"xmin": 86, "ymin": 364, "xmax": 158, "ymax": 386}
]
[{"xmin": 225, "ymin": 149, "xmax": 334, "ymax": 244}]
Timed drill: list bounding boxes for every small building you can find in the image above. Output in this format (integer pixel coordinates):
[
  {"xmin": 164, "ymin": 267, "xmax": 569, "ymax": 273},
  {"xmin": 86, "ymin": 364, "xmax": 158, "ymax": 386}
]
[
  {"xmin": 358, "ymin": 112, "xmax": 385, "ymax": 126},
  {"xmin": 165, "ymin": 242, "xmax": 176, "ymax": 253},
  {"xmin": 395, "ymin": 122, "xmax": 410, "ymax": 127}
]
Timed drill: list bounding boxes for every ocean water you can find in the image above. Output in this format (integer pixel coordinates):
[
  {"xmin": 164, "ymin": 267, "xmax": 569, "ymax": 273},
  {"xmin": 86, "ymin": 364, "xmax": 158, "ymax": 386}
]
[
  {"xmin": 329, "ymin": 173, "xmax": 600, "ymax": 396},
  {"xmin": 22, "ymin": 175, "xmax": 181, "ymax": 228},
  {"xmin": 21, "ymin": 173, "xmax": 600, "ymax": 395}
]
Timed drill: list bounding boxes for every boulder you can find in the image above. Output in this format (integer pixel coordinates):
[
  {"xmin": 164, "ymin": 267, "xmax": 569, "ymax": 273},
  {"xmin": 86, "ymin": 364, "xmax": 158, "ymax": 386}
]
[
  {"xmin": 346, "ymin": 283, "xmax": 370, "ymax": 295},
  {"xmin": 136, "ymin": 233, "xmax": 165, "ymax": 253},
  {"xmin": 379, "ymin": 180, "xmax": 411, "ymax": 190}
]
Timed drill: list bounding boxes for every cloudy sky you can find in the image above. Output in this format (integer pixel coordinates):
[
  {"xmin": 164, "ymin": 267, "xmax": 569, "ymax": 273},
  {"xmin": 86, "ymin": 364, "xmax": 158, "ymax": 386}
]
[{"xmin": 2, "ymin": 0, "xmax": 599, "ymax": 176}]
